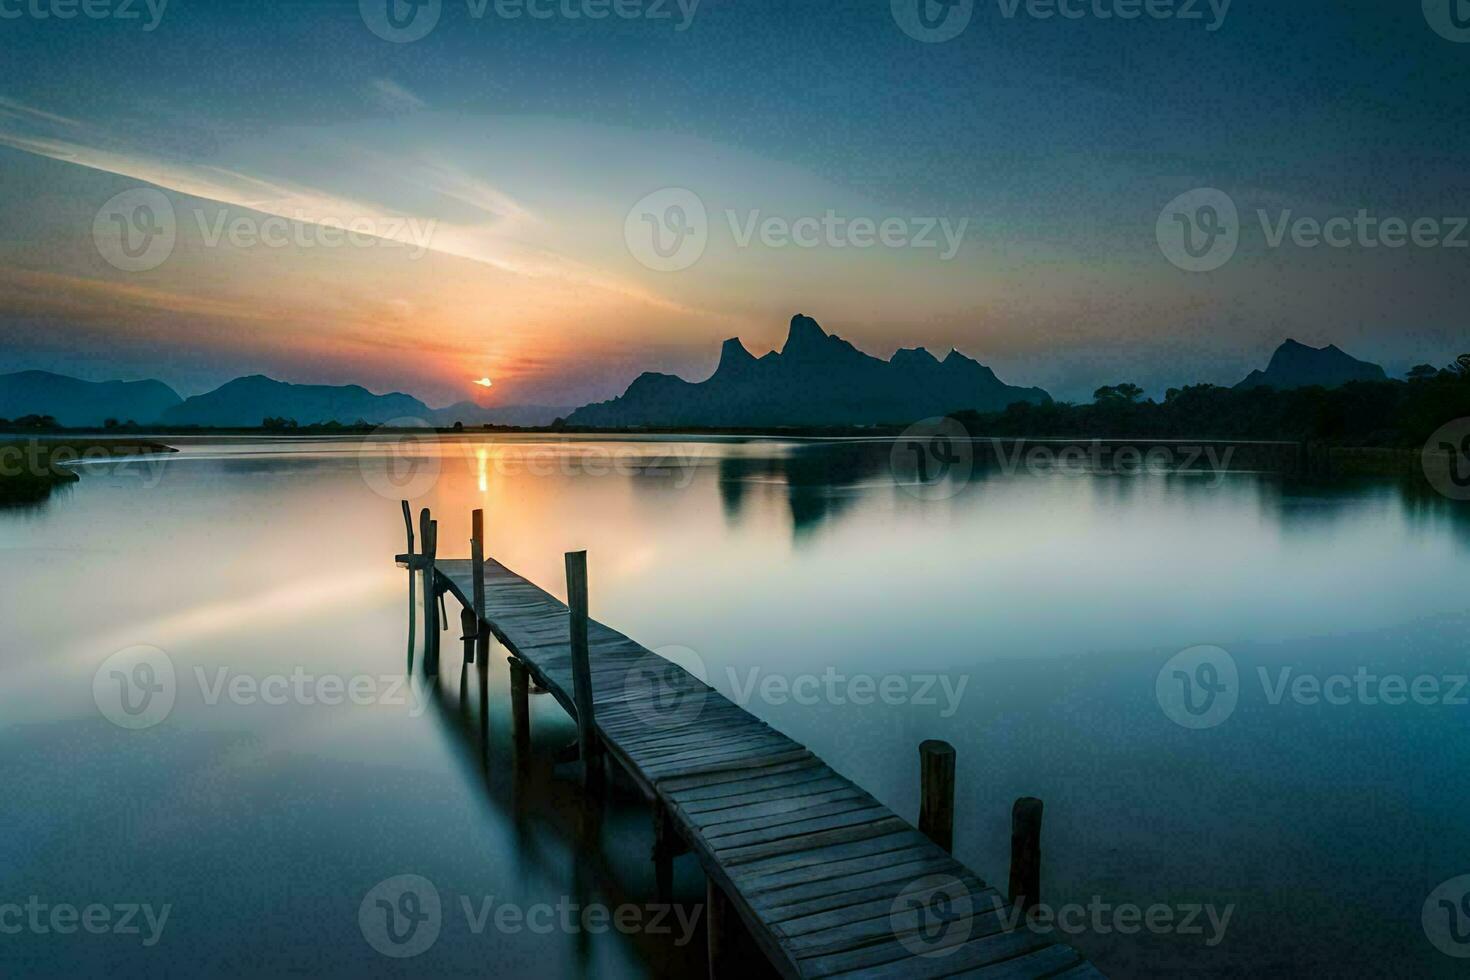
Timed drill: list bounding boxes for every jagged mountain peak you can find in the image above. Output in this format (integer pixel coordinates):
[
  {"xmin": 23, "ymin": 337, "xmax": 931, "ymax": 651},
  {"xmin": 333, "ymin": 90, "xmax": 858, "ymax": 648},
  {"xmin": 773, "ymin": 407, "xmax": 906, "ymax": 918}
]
[
  {"xmin": 717, "ymin": 337, "xmax": 758, "ymax": 373},
  {"xmin": 1237, "ymin": 339, "xmax": 1387, "ymax": 391},
  {"xmin": 569, "ymin": 313, "xmax": 1050, "ymax": 427},
  {"xmin": 782, "ymin": 314, "xmax": 826, "ymax": 353}
]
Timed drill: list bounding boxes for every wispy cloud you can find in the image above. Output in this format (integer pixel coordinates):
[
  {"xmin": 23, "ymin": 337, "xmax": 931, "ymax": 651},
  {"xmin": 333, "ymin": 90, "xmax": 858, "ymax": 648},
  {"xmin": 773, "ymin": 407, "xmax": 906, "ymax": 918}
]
[
  {"xmin": 369, "ymin": 79, "xmax": 427, "ymax": 113},
  {"xmin": 0, "ymin": 95, "xmax": 703, "ymax": 316}
]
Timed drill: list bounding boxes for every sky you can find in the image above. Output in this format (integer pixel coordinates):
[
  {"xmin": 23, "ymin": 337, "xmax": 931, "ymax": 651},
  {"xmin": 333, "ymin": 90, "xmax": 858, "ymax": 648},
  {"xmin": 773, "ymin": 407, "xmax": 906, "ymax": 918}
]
[{"xmin": 0, "ymin": 0, "xmax": 1467, "ymax": 407}]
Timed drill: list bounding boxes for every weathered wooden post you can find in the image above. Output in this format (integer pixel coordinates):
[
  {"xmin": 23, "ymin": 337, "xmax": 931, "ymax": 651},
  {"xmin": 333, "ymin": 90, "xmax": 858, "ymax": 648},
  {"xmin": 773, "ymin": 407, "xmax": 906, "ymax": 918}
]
[
  {"xmin": 652, "ymin": 802, "xmax": 685, "ymax": 901},
  {"xmin": 918, "ymin": 739, "xmax": 956, "ymax": 853},
  {"xmin": 460, "ymin": 607, "xmax": 478, "ymax": 665},
  {"xmin": 400, "ymin": 499, "xmax": 415, "ymax": 554},
  {"xmin": 566, "ymin": 550, "xmax": 599, "ymax": 785},
  {"xmin": 422, "ymin": 514, "xmax": 439, "ymax": 675},
  {"xmin": 470, "ymin": 508, "xmax": 487, "ymax": 665},
  {"xmin": 508, "ymin": 656, "xmax": 531, "ymax": 762},
  {"xmin": 706, "ymin": 879, "xmax": 732, "ymax": 980},
  {"xmin": 1008, "ymin": 797, "xmax": 1043, "ymax": 915}
]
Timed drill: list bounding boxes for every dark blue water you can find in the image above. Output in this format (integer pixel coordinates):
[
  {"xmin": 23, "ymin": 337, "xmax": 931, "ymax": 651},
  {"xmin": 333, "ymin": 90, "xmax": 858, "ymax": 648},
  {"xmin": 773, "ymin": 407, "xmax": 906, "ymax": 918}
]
[{"xmin": 2, "ymin": 435, "xmax": 1468, "ymax": 976}]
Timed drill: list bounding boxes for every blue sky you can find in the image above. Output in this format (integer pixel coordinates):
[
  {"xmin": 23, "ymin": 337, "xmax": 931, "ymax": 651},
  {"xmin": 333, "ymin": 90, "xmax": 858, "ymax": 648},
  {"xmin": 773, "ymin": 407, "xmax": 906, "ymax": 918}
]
[{"xmin": 0, "ymin": 0, "xmax": 1467, "ymax": 406}]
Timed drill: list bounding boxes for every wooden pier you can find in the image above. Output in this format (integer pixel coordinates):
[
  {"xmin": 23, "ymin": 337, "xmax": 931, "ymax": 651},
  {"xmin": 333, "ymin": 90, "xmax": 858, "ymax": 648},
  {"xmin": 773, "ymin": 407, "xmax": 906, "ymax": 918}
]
[{"xmin": 398, "ymin": 504, "xmax": 1104, "ymax": 979}]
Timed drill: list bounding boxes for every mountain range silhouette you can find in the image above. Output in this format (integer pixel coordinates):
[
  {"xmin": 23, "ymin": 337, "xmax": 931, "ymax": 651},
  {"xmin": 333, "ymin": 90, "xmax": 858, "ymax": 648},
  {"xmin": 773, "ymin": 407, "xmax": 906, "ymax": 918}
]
[{"xmin": 567, "ymin": 314, "xmax": 1052, "ymax": 427}]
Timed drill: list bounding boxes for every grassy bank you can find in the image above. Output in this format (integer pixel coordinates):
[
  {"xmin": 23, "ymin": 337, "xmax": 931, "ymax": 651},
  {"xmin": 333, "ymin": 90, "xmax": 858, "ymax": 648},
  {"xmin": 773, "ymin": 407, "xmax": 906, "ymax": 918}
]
[{"xmin": 0, "ymin": 438, "xmax": 176, "ymax": 505}]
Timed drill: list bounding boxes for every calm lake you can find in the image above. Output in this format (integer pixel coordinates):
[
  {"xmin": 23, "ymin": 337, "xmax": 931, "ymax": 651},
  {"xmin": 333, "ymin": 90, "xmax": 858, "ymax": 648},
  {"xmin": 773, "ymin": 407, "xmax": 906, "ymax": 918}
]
[{"xmin": 2, "ymin": 434, "xmax": 1468, "ymax": 977}]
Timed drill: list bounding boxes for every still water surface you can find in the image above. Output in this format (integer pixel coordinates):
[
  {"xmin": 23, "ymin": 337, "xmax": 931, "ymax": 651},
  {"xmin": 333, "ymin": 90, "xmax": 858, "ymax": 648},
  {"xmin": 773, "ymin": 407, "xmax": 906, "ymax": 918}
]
[{"xmin": 2, "ymin": 435, "xmax": 1468, "ymax": 977}]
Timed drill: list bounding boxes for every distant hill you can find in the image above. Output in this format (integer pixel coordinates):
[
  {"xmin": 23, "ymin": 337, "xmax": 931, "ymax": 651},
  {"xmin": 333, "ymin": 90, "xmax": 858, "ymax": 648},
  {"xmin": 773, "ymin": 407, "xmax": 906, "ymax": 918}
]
[
  {"xmin": 161, "ymin": 375, "xmax": 431, "ymax": 426},
  {"xmin": 567, "ymin": 314, "xmax": 1050, "ymax": 428},
  {"xmin": 1235, "ymin": 340, "xmax": 1387, "ymax": 391},
  {"xmin": 0, "ymin": 370, "xmax": 182, "ymax": 427},
  {"xmin": 428, "ymin": 401, "xmax": 574, "ymax": 428}
]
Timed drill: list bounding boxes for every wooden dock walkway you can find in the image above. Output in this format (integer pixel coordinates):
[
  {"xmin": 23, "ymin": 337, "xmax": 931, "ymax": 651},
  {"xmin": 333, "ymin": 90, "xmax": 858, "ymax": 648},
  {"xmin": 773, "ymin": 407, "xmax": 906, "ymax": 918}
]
[{"xmin": 399, "ymin": 505, "xmax": 1103, "ymax": 979}]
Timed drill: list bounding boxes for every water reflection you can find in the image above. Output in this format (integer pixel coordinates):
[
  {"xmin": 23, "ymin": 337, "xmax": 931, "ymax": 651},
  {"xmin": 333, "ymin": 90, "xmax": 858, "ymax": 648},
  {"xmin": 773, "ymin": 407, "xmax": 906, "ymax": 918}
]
[
  {"xmin": 411, "ymin": 585, "xmax": 711, "ymax": 979},
  {"xmin": 5, "ymin": 435, "xmax": 1470, "ymax": 978}
]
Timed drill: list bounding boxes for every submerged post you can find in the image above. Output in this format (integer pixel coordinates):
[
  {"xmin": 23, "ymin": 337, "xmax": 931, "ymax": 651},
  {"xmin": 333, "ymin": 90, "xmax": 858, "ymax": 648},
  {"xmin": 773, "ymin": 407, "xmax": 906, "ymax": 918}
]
[
  {"xmin": 1008, "ymin": 797, "xmax": 1043, "ymax": 915},
  {"xmin": 918, "ymin": 740, "xmax": 956, "ymax": 853},
  {"xmin": 706, "ymin": 878, "xmax": 730, "ymax": 980},
  {"xmin": 423, "ymin": 515, "xmax": 439, "ymax": 675},
  {"xmin": 565, "ymin": 550, "xmax": 599, "ymax": 784},
  {"xmin": 508, "ymin": 656, "xmax": 531, "ymax": 762},
  {"xmin": 652, "ymin": 801, "xmax": 686, "ymax": 902},
  {"xmin": 460, "ymin": 607, "xmax": 477, "ymax": 666},
  {"xmin": 470, "ymin": 508, "xmax": 486, "ymax": 665}
]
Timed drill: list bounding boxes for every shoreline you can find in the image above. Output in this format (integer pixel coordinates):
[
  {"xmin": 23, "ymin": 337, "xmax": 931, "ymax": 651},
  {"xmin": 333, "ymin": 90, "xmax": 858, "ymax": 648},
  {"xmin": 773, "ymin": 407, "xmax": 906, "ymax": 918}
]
[{"xmin": 0, "ymin": 438, "xmax": 177, "ymax": 505}]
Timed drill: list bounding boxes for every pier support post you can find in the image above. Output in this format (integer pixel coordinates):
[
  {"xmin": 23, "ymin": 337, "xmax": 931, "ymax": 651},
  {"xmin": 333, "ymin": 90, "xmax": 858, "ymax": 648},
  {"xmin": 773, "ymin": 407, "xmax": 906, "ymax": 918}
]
[
  {"xmin": 420, "ymin": 511, "xmax": 439, "ymax": 675},
  {"xmin": 653, "ymin": 801, "xmax": 685, "ymax": 901},
  {"xmin": 918, "ymin": 740, "xmax": 956, "ymax": 853},
  {"xmin": 509, "ymin": 656, "xmax": 531, "ymax": 762},
  {"xmin": 565, "ymin": 550, "xmax": 600, "ymax": 786},
  {"xmin": 1008, "ymin": 797, "xmax": 1043, "ymax": 915},
  {"xmin": 400, "ymin": 500, "xmax": 415, "ymax": 554},
  {"xmin": 470, "ymin": 509, "xmax": 486, "ymax": 664},
  {"xmin": 706, "ymin": 878, "xmax": 731, "ymax": 980},
  {"xmin": 460, "ymin": 607, "xmax": 478, "ymax": 666}
]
